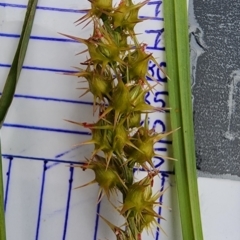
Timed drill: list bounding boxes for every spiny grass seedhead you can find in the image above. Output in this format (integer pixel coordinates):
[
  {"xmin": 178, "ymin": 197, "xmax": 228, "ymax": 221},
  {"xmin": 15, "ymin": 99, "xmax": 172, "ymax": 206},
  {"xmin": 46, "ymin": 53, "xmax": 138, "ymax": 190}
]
[
  {"xmin": 124, "ymin": 44, "xmax": 152, "ymax": 82},
  {"xmin": 66, "ymin": 0, "xmax": 174, "ymax": 238},
  {"xmin": 129, "ymin": 83, "xmax": 164, "ymax": 114},
  {"xmin": 138, "ymin": 212, "xmax": 165, "ymax": 234},
  {"xmin": 95, "ymin": 17, "xmax": 130, "ymax": 50},
  {"xmin": 112, "ymin": 123, "xmax": 129, "ymax": 156},
  {"xmin": 78, "ymin": 65, "xmax": 113, "ymax": 103},
  {"xmin": 90, "ymin": 0, "xmax": 113, "ymax": 10},
  {"xmin": 123, "ymin": 43, "xmax": 168, "ymax": 84},
  {"xmin": 75, "ymin": 0, "xmax": 113, "ymax": 26},
  {"xmin": 73, "ymin": 119, "xmax": 113, "ymax": 159},
  {"xmin": 129, "ymin": 83, "xmax": 144, "ymax": 102},
  {"xmin": 111, "ymin": 79, "xmax": 131, "ymax": 121},
  {"xmin": 123, "ymin": 124, "xmax": 174, "ymax": 169},
  {"xmin": 61, "ymin": 36, "xmax": 111, "ymax": 72},
  {"xmin": 113, "ymin": 30, "xmax": 129, "ymax": 49},
  {"xmin": 112, "ymin": 121, "xmax": 143, "ymax": 158},
  {"xmin": 120, "ymin": 173, "xmax": 165, "ymax": 234},
  {"xmin": 92, "ymin": 127, "xmax": 111, "ymax": 152},
  {"xmin": 112, "ymin": 0, "xmax": 149, "ymax": 32},
  {"xmin": 127, "ymin": 112, "xmax": 141, "ymax": 128},
  {"xmin": 120, "ymin": 173, "xmax": 160, "ymax": 214},
  {"xmin": 80, "ymin": 155, "xmax": 127, "ymax": 199},
  {"xmin": 100, "ymin": 215, "xmax": 129, "ymax": 240},
  {"xmin": 62, "ymin": 33, "xmax": 110, "ymax": 69},
  {"xmin": 83, "ymin": 19, "xmax": 127, "ymax": 69},
  {"xmin": 100, "ymin": 79, "xmax": 132, "ymax": 125},
  {"xmin": 124, "ymin": 126, "xmax": 156, "ymax": 168},
  {"xmin": 108, "ymin": 155, "xmax": 134, "ymax": 191}
]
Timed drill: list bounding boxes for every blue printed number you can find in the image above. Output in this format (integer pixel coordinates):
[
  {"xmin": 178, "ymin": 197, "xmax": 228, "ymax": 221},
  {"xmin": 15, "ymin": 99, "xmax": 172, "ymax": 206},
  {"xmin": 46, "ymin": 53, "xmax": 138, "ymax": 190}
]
[
  {"xmin": 148, "ymin": 1, "xmax": 163, "ymax": 18},
  {"xmin": 147, "ymin": 61, "xmax": 167, "ymax": 82},
  {"xmin": 145, "ymin": 28, "xmax": 164, "ymax": 50},
  {"xmin": 153, "ymin": 119, "xmax": 166, "ymax": 132},
  {"xmin": 153, "ymin": 156, "xmax": 165, "ymax": 168},
  {"xmin": 145, "ymin": 92, "xmax": 151, "ymax": 105},
  {"xmin": 154, "ymin": 91, "xmax": 168, "ymax": 108},
  {"xmin": 157, "ymin": 62, "xmax": 167, "ymax": 82}
]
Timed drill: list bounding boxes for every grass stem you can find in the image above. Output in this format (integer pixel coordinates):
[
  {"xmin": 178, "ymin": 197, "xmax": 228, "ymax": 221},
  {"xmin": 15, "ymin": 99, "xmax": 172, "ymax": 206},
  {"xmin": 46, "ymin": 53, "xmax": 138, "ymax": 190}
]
[
  {"xmin": 0, "ymin": 1, "xmax": 38, "ymax": 239},
  {"xmin": 163, "ymin": 0, "xmax": 204, "ymax": 239}
]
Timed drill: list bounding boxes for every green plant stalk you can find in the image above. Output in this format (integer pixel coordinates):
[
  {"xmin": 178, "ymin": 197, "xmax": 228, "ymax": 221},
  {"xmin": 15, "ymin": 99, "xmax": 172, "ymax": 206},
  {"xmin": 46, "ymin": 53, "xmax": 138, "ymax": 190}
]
[
  {"xmin": 0, "ymin": 143, "xmax": 5, "ymax": 240},
  {"xmin": 0, "ymin": 0, "xmax": 38, "ymax": 125},
  {"xmin": 65, "ymin": 1, "xmax": 172, "ymax": 239},
  {"xmin": 0, "ymin": 1, "xmax": 38, "ymax": 239},
  {"xmin": 163, "ymin": 0, "xmax": 204, "ymax": 239}
]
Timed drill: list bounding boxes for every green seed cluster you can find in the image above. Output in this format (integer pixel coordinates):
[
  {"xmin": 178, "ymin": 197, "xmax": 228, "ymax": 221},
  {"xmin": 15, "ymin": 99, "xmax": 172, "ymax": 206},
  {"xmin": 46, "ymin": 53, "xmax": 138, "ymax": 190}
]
[{"xmin": 67, "ymin": 0, "xmax": 171, "ymax": 239}]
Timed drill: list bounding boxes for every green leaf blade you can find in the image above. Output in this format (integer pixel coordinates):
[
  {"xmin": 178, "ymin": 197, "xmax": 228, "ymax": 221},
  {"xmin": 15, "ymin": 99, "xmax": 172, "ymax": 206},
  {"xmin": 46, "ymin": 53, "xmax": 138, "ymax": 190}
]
[
  {"xmin": 0, "ymin": 1, "xmax": 38, "ymax": 240},
  {"xmin": 0, "ymin": 0, "xmax": 38, "ymax": 124},
  {"xmin": 163, "ymin": 0, "xmax": 204, "ymax": 239}
]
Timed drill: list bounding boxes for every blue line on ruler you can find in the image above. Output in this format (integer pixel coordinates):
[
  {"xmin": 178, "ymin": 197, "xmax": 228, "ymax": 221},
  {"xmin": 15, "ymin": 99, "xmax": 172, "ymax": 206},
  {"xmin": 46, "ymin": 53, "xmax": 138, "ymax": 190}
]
[
  {"xmin": 0, "ymin": 62, "xmax": 166, "ymax": 83},
  {"xmin": 0, "ymin": 63, "xmax": 77, "ymax": 73},
  {"xmin": 55, "ymin": 149, "xmax": 76, "ymax": 159},
  {"xmin": 140, "ymin": 16, "xmax": 163, "ymax": 21},
  {"xmin": 62, "ymin": 166, "xmax": 74, "ymax": 240},
  {"xmin": 4, "ymin": 157, "xmax": 13, "ymax": 211},
  {"xmin": 159, "ymin": 139, "xmax": 172, "ymax": 144},
  {"xmin": 2, "ymin": 154, "xmax": 174, "ymax": 174},
  {"xmin": 47, "ymin": 150, "xmax": 75, "ymax": 168},
  {"xmin": 2, "ymin": 123, "xmax": 168, "ymax": 138},
  {"xmin": 35, "ymin": 161, "xmax": 47, "ymax": 240},
  {"xmin": 0, "ymin": 93, "xmax": 93, "ymax": 106},
  {"xmin": 0, "ymin": 3, "xmax": 86, "ymax": 13},
  {"xmin": 148, "ymin": 0, "xmax": 163, "ymax": 19},
  {"xmin": 155, "ymin": 172, "xmax": 168, "ymax": 240},
  {"xmin": 93, "ymin": 196, "xmax": 101, "ymax": 240},
  {"xmin": 0, "ymin": 33, "xmax": 163, "ymax": 51},
  {"xmin": 0, "ymin": 3, "xmax": 163, "ymax": 21},
  {"xmin": 148, "ymin": 0, "xmax": 162, "ymax": 3},
  {"xmin": 0, "ymin": 33, "xmax": 77, "ymax": 43},
  {"xmin": 0, "ymin": 95, "xmax": 169, "ymax": 119},
  {"xmin": 147, "ymin": 46, "xmax": 165, "ymax": 51},
  {"xmin": 2, "ymin": 123, "xmax": 91, "ymax": 135},
  {"xmin": 2, "ymin": 154, "xmax": 84, "ymax": 165},
  {"xmin": 45, "ymin": 146, "xmax": 79, "ymax": 169},
  {"xmin": 154, "ymin": 147, "xmax": 167, "ymax": 152},
  {"xmin": 46, "ymin": 162, "xmax": 60, "ymax": 170}
]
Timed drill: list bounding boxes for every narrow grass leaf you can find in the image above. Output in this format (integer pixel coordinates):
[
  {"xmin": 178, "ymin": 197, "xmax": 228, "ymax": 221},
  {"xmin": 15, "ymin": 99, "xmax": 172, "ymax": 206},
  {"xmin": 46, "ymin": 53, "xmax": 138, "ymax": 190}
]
[
  {"xmin": 0, "ymin": 1, "xmax": 38, "ymax": 239},
  {"xmin": 163, "ymin": 0, "xmax": 204, "ymax": 239},
  {"xmin": 0, "ymin": 143, "xmax": 5, "ymax": 240},
  {"xmin": 0, "ymin": 0, "xmax": 38, "ymax": 125}
]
